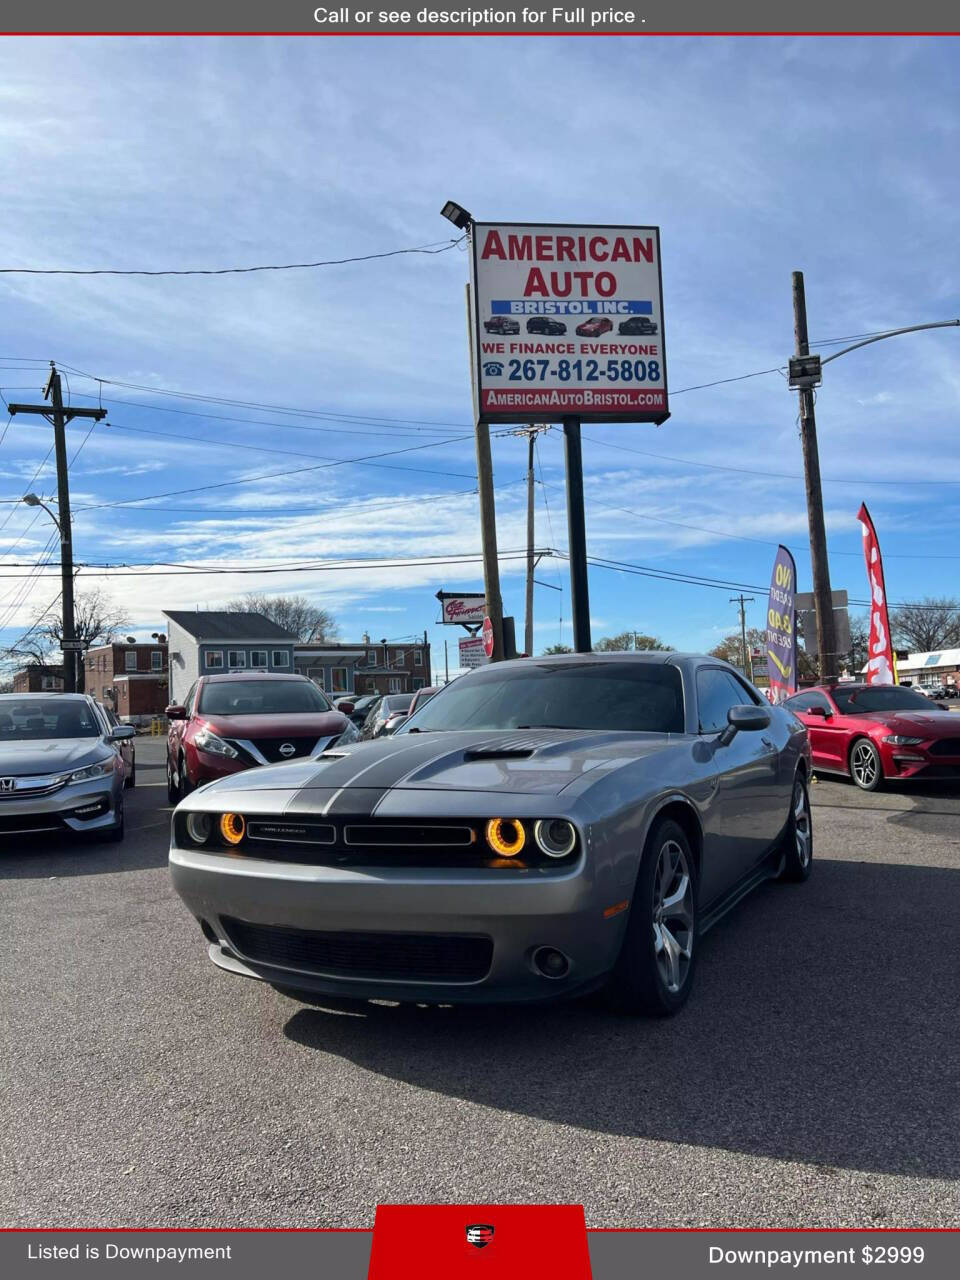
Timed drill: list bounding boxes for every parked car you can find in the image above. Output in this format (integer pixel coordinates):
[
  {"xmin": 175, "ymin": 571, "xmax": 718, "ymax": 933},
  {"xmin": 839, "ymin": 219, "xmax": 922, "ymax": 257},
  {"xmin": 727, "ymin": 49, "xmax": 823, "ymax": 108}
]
[
  {"xmin": 0, "ymin": 693, "xmax": 133, "ymax": 841},
  {"xmin": 97, "ymin": 703, "xmax": 136, "ymax": 787},
  {"xmin": 617, "ymin": 316, "xmax": 658, "ymax": 336},
  {"xmin": 926, "ymin": 683, "xmax": 947, "ymax": 700},
  {"xmin": 575, "ymin": 317, "xmax": 614, "ymax": 337},
  {"xmin": 165, "ymin": 672, "xmax": 357, "ymax": 802},
  {"xmin": 784, "ymin": 682, "xmax": 960, "ymax": 790},
  {"xmin": 345, "ymin": 693, "xmax": 379, "ymax": 727},
  {"xmin": 407, "ymin": 685, "xmax": 441, "ymax": 718},
  {"xmin": 483, "ymin": 316, "xmax": 520, "ymax": 335},
  {"xmin": 170, "ymin": 653, "xmax": 811, "ymax": 1016},
  {"xmin": 359, "ymin": 692, "xmax": 415, "ymax": 740},
  {"xmin": 526, "ymin": 317, "xmax": 567, "ymax": 335}
]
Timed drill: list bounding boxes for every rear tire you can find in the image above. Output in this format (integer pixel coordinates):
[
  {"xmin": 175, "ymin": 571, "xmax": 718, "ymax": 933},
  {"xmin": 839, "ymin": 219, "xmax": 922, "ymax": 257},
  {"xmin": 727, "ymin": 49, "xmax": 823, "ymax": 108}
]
[
  {"xmin": 605, "ymin": 818, "xmax": 698, "ymax": 1016},
  {"xmin": 778, "ymin": 773, "xmax": 813, "ymax": 882},
  {"xmin": 850, "ymin": 737, "xmax": 883, "ymax": 792}
]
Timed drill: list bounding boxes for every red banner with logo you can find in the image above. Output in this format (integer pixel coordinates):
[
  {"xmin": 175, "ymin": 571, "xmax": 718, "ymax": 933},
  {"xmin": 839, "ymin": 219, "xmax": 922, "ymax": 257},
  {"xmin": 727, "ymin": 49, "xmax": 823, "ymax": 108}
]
[
  {"xmin": 368, "ymin": 1204, "xmax": 592, "ymax": 1280},
  {"xmin": 857, "ymin": 503, "xmax": 896, "ymax": 685}
]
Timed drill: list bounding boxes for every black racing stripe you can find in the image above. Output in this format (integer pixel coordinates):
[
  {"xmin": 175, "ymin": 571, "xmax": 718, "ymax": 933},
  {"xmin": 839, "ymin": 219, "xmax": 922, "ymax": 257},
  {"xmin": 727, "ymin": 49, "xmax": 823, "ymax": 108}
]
[{"xmin": 286, "ymin": 736, "xmax": 466, "ymax": 806}]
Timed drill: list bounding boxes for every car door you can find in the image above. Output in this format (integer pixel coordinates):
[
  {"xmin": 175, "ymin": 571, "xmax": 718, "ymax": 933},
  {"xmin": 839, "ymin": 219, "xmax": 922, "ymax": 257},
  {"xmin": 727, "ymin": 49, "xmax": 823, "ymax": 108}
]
[
  {"xmin": 696, "ymin": 667, "xmax": 783, "ymax": 900},
  {"xmin": 789, "ymin": 690, "xmax": 846, "ymax": 773},
  {"xmin": 169, "ymin": 680, "xmax": 197, "ymax": 764}
]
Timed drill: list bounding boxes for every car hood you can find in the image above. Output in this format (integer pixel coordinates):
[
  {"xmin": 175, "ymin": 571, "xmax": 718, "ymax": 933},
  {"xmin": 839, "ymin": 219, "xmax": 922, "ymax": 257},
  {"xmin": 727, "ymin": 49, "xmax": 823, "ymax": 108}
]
[
  {"xmin": 199, "ymin": 711, "xmax": 348, "ymax": 739},
  {"xmin": 188, "ymin": 728, "xmax": 684, "ymax": 803},
  {"xmin": 0, "ymin": 739, "xmax": 106, "ymax": 776},
  {"xmin": 859, "ymin": 710, "xmax": 957, "ymax": 736}
]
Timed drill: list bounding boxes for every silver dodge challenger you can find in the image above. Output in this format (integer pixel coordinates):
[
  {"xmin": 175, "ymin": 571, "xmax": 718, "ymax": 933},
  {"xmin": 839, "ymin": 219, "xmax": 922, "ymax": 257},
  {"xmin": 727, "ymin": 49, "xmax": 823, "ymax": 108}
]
[{"xmin": 169, "ymin": 653, "xmax": 812, "ymax": 1015}]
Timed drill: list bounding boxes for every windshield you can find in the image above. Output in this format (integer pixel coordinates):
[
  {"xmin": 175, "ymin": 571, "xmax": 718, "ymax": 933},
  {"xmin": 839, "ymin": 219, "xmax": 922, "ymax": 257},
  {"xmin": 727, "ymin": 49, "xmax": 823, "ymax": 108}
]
[
  {"xmin": 833, "ymin": 686, "xmax": 938, "ymax": 714},
  {"xmin": 198, "ymin": 680, "xmax": 332, "ymax": 715},
  {"xmin": 383, "ymin": 694, "xmax": 414, "ymax": 713},
  {"xmin": 401, "ymin": 661, "xmax": 684, "ymax": 734},
  {"xmin": 0, "ymin": 698, "xmax": 102, "ymax": 740}
]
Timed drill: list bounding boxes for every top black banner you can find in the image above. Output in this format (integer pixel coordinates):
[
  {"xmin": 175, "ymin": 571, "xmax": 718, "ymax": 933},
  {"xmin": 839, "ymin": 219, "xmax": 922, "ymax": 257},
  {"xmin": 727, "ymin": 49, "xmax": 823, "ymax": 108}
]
[{"xmin": 1, "ymin": 1, "xmax": 957, "ymax": 34}]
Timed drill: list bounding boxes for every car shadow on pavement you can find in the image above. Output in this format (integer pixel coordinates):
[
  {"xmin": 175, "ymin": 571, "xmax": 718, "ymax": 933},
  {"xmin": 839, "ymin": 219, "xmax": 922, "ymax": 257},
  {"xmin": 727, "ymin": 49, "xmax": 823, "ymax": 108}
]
[{"xmin": 283, "ymin": 857, "xmax": 960, "ymax": 1182}]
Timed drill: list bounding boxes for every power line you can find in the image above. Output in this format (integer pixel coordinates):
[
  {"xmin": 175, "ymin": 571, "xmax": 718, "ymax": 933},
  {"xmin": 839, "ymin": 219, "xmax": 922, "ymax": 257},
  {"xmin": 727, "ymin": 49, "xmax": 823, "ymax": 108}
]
[{"xmin": 0, "ymin": 236, "xmax": 465, "ymax": 277}]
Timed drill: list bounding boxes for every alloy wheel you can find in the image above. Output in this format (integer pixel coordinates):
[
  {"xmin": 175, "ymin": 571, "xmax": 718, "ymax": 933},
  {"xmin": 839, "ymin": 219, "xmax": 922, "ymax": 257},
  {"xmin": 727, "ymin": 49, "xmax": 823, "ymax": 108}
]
[
  {"xmin": 794, "ymin": 779, "xmax": 812, "ymax": 869},
  {"xmin": 652, "ymin": 838, "xmax": 694, "ymax": 994},
  {"xmin": 852, "ymin": 740, "xmax": 880, "ymax": 789}
]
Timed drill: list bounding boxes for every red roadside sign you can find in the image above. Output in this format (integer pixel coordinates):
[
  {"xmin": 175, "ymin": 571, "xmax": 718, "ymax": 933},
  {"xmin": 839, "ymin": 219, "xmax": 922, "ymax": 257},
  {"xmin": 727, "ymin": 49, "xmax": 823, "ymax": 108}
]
[{"xmin": 482, "ymin": 615, "xmax": 495, "ymax": 658}]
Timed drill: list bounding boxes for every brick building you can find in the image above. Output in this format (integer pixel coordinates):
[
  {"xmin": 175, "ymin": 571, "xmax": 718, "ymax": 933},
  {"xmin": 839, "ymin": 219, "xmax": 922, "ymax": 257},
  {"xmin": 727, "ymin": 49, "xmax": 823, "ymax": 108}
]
[
  {"xmin": 12, "ymin": 663, "xmax": 65, "ymax": 693},
  {"xmin": 84, "ymin": 640, "xmax": 170, "ymax": 723},
  {"xmin": 295, "ymin": 633, "xmax": 432, "ymax": 697}
]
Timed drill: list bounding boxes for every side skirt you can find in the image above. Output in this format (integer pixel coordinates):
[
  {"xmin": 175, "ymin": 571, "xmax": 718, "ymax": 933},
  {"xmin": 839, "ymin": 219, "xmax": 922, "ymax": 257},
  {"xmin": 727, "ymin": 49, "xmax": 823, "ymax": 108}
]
[{"xmin": 699, "ymin": 851, "xmax": 783, "ymax": 935}]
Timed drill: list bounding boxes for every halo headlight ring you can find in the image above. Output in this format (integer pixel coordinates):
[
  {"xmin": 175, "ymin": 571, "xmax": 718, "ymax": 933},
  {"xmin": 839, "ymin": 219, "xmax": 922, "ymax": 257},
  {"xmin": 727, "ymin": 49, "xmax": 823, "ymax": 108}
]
[
  {"xmin": 534, "ymin": 819, "xmax": 577, "ymax": 859},
  {"xmin": 185, "ymin": 812, "xmax": 213, "ymax": 845},
  {"xmin": 220, "ymin": 813, "xmax": 246, "ymax": 845},
  {"xmin": 485, "ymin": 818, "xmax": 526, "ymax": 857}
]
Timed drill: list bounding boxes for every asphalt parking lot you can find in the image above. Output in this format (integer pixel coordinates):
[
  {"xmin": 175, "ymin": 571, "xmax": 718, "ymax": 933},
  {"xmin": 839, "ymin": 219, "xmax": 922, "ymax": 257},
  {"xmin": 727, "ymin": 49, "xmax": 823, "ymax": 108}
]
[{"xmin": 2, "ymin": 736, "xmax": 959, "ymax": 1230}]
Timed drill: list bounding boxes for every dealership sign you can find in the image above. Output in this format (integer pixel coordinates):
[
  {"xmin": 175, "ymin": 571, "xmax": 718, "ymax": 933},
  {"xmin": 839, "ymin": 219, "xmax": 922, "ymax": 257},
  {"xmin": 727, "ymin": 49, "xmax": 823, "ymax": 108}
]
[
  {"xmin": 470, "ymin": 223, "xmax": 668, "ymax": 425},
  {"xmin": 459, "ymin": 636, "xmax": 489, "ymax": 671},
  {"xmin": 437, "ymin": 592, "xmax": 486, "ymax": 626}
]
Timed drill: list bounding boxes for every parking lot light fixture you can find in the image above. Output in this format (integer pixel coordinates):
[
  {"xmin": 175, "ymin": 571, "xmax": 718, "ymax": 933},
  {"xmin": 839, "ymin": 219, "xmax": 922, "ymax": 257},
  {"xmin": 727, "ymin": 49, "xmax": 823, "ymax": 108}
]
[{"xmin": 440, "ymin": 200, "xmax": 473, "ymax": 231}]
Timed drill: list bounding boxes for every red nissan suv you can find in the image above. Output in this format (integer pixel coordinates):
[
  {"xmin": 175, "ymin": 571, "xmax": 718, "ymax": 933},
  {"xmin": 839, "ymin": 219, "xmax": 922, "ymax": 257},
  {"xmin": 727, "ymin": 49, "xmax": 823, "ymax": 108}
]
[{"xmin": 165, "ymin": 672, "xmax": 356, "ymax": 801}]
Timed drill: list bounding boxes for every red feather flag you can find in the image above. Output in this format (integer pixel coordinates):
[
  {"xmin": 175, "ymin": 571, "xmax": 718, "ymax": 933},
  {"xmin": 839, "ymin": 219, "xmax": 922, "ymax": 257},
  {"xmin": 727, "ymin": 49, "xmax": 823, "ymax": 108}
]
[{"xmin": 857, "ymin": 503, "xmax": 896, "ymax": 685}]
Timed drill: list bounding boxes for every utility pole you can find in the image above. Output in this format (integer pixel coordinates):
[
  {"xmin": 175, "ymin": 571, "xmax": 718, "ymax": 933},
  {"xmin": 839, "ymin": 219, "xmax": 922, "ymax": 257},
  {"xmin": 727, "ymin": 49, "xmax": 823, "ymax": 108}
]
[
  {"xmin": 563, "ymin": 417, "xmax": 591, "ymax": 653},
  {"xmin": 8, "ymin": 363, "xmax": 106, "ymax": 693},
  {"xmin": 792, "ymin": 272, "xmax": 838, "ymax": 682},
  {"xmin": 466, "ymin": 283, "xmax": 505, "ymax": 661},
  {"xmin": 444, "ymin": 639, "xmax": 449, "ymax": 685},
  {"xmin": 729, "ymin": 594, "xmax": 756, "ymax": 680},
  {"xmin": 509, "ymin": 423, "xmax": 550, "ymax": 658}
]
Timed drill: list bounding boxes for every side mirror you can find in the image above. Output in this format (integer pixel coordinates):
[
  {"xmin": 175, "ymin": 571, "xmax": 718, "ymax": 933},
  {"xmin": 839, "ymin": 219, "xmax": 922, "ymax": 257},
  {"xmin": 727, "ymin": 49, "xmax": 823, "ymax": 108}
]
[
  {"xmin": 718, "ymin": 703, "xmax": 770, "ymax": 746},
  {"xmin": 109, "ymin": 725, "xmax": 136, "ymax": 741},
  {"xmin": 807, "ymin": 705, "xmax": 831, "ymax": 718},
  {"xmin": 165, "ymin": 704, "xmax": 187, "ymax": 721}
]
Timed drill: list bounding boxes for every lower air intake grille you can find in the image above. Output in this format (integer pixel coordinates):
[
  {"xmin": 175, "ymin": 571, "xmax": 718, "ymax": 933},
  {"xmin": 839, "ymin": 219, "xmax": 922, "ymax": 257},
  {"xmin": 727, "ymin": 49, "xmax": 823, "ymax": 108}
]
[
  {"xmin": 928, "ymin": 738, "xmax": 960, "ymax": 758},
  {"xmin": 222, "ymin": 918, "xmax": 493, "ymax": 983}
]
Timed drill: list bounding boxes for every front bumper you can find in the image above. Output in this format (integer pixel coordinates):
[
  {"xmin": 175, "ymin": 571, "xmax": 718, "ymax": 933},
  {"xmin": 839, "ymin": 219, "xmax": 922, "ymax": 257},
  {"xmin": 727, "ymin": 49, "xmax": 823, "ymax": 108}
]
[
  {"xmin": 169, "ymin": 845, "xmax": 625, "ymax": 1004},
  {"xmin": 0, "ymin": 776, "xmax": 122, "ymax": 837}
]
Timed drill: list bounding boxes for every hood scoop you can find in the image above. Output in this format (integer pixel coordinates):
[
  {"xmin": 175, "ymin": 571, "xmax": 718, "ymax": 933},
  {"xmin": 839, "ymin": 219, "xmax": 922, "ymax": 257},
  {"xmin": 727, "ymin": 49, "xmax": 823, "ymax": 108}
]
[{"xmin": 463, "ymin": 736, "xmax": 542, "ymax": 761}]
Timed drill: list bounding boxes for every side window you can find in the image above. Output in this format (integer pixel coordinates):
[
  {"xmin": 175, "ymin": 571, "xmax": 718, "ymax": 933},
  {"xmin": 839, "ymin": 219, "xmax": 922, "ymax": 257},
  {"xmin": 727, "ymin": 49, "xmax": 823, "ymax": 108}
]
[
  {"xmin": 183, "ymin": 682, "xmax": 198, "ymax": 716},
  {"xmin": 696, "ymin": 668, "xmax": 749, "ymax": 734},
  {"xmin": 785, "ymin": 692, "xmax": 816, "ymax": 713}
]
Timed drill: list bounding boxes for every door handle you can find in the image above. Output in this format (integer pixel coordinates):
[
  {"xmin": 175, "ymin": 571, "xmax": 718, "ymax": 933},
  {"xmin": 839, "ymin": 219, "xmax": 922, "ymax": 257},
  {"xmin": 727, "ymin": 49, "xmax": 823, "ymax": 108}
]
[{"xmin": 761, "ymin": 736, "xmax": 774, "ymax": 748}]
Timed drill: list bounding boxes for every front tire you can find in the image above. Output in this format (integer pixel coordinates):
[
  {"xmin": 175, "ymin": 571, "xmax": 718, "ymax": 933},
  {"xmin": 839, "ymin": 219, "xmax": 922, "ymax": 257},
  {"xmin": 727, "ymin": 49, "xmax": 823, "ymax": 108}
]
[
  {"xmin": 125, "ymin": 753, "xmax": 136, "ymax": 789},
  {"xmin": 166, "ymin": 755, "xmax": 179, "ymax": 804},
  {"xmin": 850, "ymin": 737, "xmax": 883, "ymax": 791},
  {"xmin": 778, "ymin": 773, "xmax": 813, "ymax": 882},
  {"xmin": 178, "ymin": 753, "xmax": 193, "ymax": 801},
  {"xmin": 606, "ymin": 818, "xmax": 698, "ymax": 1016},
  {"xmin": 105, "ymin": 797, "xmax": 125, "ymax": 843}
]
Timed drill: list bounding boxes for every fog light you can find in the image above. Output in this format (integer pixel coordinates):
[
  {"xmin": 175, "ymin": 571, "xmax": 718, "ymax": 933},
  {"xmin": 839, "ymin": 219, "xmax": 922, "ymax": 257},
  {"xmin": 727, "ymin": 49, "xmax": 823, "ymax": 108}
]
[
  {"xmin": 533, "ymin": 946, "xmax": 570, "ymax": 979},
  {"xmin": 220, "ymin": 812, "xmax": 245, "ymax": 845},
  {"xmin": 534, "ymin": 819, "xmax": 577, "ymax": 858},
  {"xmin": 486, "ymin": 818, "xmax": 525, "ymax": 857},
  {"xmin": 186, "ymin": 812, "xmax": 213, "ymax": 845}
]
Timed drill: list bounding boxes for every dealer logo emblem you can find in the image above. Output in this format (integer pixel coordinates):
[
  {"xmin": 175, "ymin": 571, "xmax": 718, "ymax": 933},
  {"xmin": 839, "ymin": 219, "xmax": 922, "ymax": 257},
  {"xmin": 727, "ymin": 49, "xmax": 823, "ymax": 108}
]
[
  {"xmin": 466, "ymin": 1225, "xmax": 494, "ymax": 1250},
  {"xmin": 278, "ymin": 743, "xmax": 296, "ymax": 758}
]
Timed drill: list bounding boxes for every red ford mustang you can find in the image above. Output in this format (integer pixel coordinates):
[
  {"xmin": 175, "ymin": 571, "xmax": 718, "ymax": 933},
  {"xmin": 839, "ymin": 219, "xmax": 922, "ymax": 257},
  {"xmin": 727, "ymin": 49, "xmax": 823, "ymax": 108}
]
[{"xmin": 784, "ymin": 682, "xmax": 960, "ymax": 791}]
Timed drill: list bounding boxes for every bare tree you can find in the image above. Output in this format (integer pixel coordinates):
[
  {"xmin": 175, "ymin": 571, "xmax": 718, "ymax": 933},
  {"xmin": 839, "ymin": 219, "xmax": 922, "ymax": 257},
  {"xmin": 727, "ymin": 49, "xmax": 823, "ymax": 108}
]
[
  {"xmin": 890, "ymin": 597, "xmax": 960, "ymax": 654},
  {"xmin": 226, "ymin": 592, "xmax": 339, "ymax": 643},
  {"xmin": 42, "ymin": 588, "xmax": 129, "ymax": 653},
  {"xmin": 541, "ymin": 643, "xmax": 572, "ymax": 654}
]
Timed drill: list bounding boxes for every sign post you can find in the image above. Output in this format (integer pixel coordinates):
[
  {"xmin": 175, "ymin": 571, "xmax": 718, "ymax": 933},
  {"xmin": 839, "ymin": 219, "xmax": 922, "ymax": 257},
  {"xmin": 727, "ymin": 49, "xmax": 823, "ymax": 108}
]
[{"xmin": 468, "ymin": 222, "xmax": 668, "ymax": 653}]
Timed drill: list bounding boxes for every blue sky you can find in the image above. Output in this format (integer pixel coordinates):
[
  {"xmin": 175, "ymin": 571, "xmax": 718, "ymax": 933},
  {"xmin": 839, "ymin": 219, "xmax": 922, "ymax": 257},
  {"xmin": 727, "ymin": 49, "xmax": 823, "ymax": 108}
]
[{"xmin": 0, "ymin": 36, "xmax": 958, "ymax": 673}]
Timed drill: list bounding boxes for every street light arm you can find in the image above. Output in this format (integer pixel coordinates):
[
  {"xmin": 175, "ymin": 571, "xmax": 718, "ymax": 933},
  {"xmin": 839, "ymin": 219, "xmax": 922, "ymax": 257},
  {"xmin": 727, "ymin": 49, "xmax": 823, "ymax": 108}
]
[{"xmin": 821, "ymin": 319, "xmax": 960, "ymax": 366}]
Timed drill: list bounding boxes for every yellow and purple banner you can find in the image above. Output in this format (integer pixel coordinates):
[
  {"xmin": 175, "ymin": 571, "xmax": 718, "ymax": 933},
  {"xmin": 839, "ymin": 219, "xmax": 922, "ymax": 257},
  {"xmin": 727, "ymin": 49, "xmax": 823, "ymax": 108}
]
[{"xmin": 766, "ymin": 545, "xmax": 797, "ymax": 703}]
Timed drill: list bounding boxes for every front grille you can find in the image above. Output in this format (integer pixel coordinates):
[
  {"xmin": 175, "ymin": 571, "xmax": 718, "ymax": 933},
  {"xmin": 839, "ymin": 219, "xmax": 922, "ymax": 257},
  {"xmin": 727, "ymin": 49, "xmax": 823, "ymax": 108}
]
[
  {"xmin": 0, "ymin": 812, "xmax": 65, "ymax": 834},
  {"xmin": 222, "ymin": 918, "xmax": 493, "ymax": 983},
  {"xmin": 928, "ymin": 738, "xmax": 960, "ymax": 758},
  {"xmin": 247, "ymin": 819, "xmax": 336, "ymax": 844},
  {"xmin": 343, "ymin": 824, "xmax": 476, "ymax": 847},
  {"xmin": 235, "ymin": 737, "xmax": 320, "ymax": 765}
]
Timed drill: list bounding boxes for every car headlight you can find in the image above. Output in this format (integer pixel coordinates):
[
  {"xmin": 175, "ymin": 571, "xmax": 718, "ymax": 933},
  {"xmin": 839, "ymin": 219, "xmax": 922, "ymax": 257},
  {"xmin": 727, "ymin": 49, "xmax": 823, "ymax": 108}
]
[
  {"xmin": 336, "ymin": 719, "xmax": 360, "ymax": 745},
  {"xmin": 883, "ymin": 735, "xmax": 924, "ymax": 746},
  {"xmin": 67, "ymin": 758, "xmax": 116, "ymax": 785},
  {"xmin": 534, "ymin": 819, "xmax": 577, "ymax": 858},
  {"xmin": 220, "ymin": 812, "xmax": 245, "ymax": 845},
  {"xmin": 185, "ymin": 812, "xmax": 213, "ymax": 845},
  {"xmin": 486, "ymin": 818, "xmax": 526, "ymax": 857},
  {"xmin": 194, "ymin": 728, "xmax": 239, "ymax": 759}
]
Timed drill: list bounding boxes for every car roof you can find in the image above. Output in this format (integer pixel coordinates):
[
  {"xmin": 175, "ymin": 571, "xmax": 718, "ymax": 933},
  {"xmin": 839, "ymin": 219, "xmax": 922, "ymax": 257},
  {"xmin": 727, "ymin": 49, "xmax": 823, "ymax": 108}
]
[
  {"xmin": 201, "ymin": 672, "xmax": 309, "ymax": 684},
  {"xmin": 0, "ymin": 691, "xmax": 92, "ymax": 701}
]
